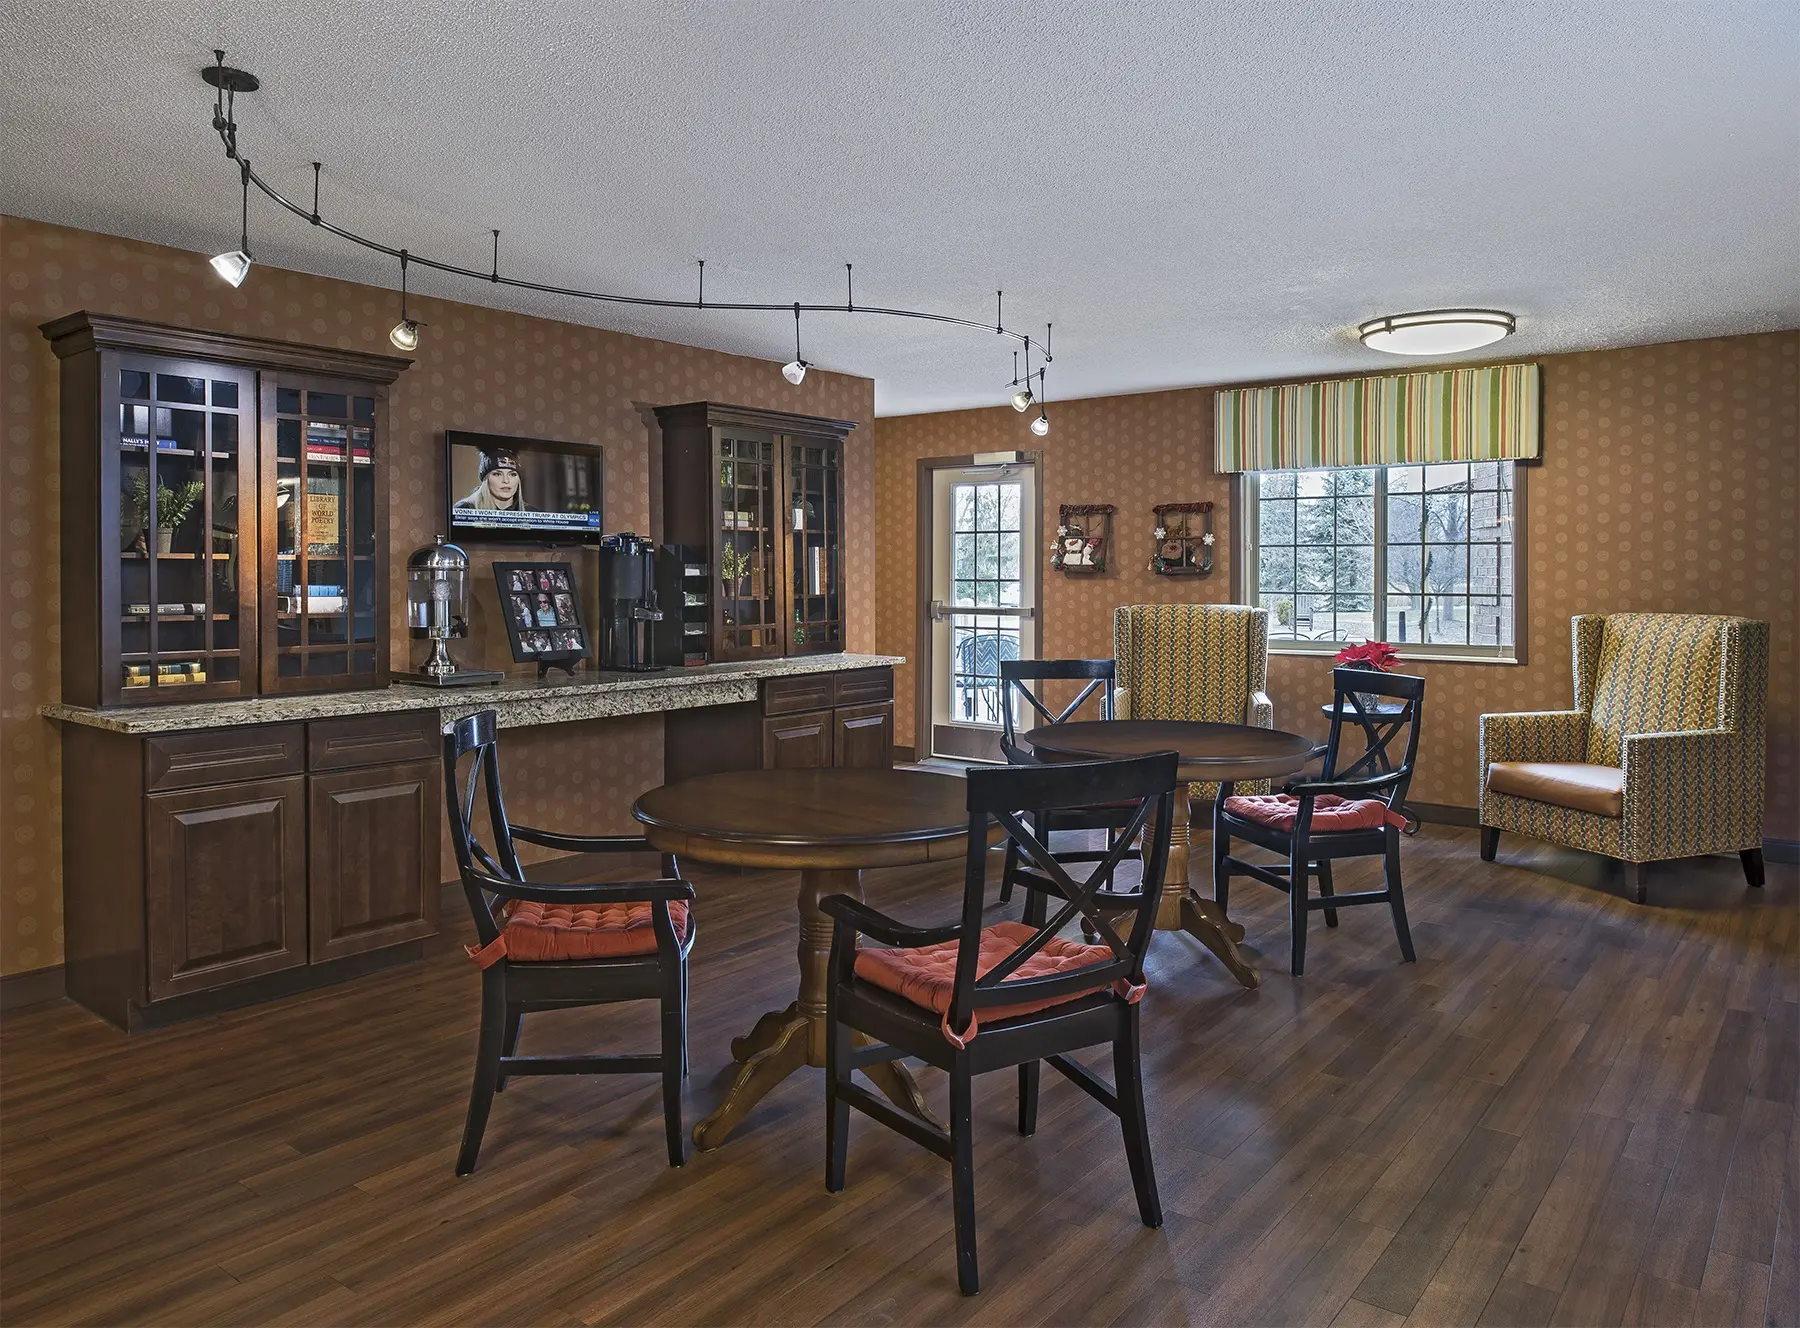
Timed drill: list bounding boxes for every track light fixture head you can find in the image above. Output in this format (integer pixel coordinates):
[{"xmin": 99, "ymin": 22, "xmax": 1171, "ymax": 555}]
[
  {"xmin": 388, "ymin": 250, "xmax": 423, "ymax": 351},
  {"xmin": 210, "ymin": 249, "xmax": 252, "ymax": 287},
  {"xmin": 1030, "ymin": 411, "xmax": 1049, "ymax": 437},
  {"xmin": 782, "ymin": 303, "xmax": 810, "ymax": 385},
  {"xmin": 211, "ymin": 158, "xmax": 254, "ymax": 287},
  {"xmin": 1011, "ymin": 385, "xmax": 1034, "ymax": 412}
]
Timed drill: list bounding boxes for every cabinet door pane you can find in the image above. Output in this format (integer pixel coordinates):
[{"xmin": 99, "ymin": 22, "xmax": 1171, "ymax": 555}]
[
  {"xmin": 787, "ymin": 437, "xmax": 842, "ymax": 652},
  {"xmin": 114, "ymin": 355, "xmax": 254, "ymax": 701},
  {"xmin": 717, "ymin": 431, "xmax": 781, "ymax": 657}
]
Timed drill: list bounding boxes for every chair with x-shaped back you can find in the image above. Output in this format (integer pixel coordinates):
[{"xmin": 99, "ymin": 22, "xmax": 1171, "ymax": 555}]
[
  {"xmin": 995, "ymin": 658, "xmax": 1142, "ymax": 904},
  {"xmin": 821, "ymin": 751, "xmax": 1177, "ymax": 1295},
  {"xmin": 445, "ymin": 710, "xmax": 696, "ymax": 1172}
]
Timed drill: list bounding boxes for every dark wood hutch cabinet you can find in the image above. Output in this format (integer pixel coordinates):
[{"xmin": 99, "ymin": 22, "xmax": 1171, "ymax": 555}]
[
  {"xmin": 42, "ymin": 312, "xmax": 406, "ymax": 706},
  {"xmin": 43, "ymin": 313, "xmax": 433, "ymax": 1031},
  {"xmin": 655, "ymin": 402, "xmax": 854, "ymax": 662}
]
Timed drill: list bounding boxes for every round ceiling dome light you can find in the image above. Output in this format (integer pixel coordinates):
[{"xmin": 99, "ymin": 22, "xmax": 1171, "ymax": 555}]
[{"xmin": 1358, "ymin": 309, "xmax": 1516, "ymax": 356}]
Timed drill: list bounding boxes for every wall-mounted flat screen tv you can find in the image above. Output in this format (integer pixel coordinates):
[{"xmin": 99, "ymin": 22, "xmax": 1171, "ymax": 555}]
[{"xmin": 444, "ymin": 430, "xmax": 604, "ymax": 543}]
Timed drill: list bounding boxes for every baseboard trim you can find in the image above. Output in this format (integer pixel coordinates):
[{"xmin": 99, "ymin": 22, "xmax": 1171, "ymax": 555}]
[
  {"xmin": 894, "ymin": 745, "xmax": 916, "ymax": 763},
  {"xmin": 1, "ymin": 964, "xmax": 67, "ymax": 1013},
  {"xmin": 1411, "ymin": 801, "xmax": 1482, "ymax": 828},
  {"xmin": 1766, "ymin": 839, "xmax": 1799, "ymax": 864}
]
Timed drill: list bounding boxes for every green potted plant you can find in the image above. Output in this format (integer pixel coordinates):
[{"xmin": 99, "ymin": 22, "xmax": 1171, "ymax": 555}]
[{"xmin": 124, "ymin": 473, "xmax": 206, "ymax": 554}]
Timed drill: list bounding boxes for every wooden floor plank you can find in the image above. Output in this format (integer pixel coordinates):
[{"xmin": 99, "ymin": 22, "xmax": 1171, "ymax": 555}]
[{"xmin": 0, "ymin": 827, "xmax": 1792, "ymax": 1325}]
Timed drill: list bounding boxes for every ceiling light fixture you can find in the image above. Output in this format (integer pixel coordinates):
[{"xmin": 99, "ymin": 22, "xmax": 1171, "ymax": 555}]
[
  {"xmin": 209, "ymin": 159, "xmax": 254, "ymax": 287},
  {"xmin": 782, "ymin": 303, "xmax": 809, "ymax": 385},
  {"xmin": 389, "ymin": 250, "xmax": 422, "ymax": 350},
  {"xmin": 1009, "ymin": 349, "xmax": 1034, "ymax": 412},
  {"xmin": 1029, "ymin": 361, "xmax": 1049, "ymax": 436},
  {"xmin": 197, "ymin": 53, "xmax": 1057, "ymax": 406},
  {"xmin": 1358, "ymin": 309, "xmax": 1516, "ymax": 356}
]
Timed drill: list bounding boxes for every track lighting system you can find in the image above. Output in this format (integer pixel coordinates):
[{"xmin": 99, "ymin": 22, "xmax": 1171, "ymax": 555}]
[{"xmin": 199, "ymin": 52, "xmax": 1052, "ymax": 430}]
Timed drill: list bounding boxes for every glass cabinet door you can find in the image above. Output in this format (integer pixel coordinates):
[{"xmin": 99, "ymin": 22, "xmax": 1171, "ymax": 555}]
[
  {"xmin": 263, "ymin": 378, "xmax": 384, "ymax": 690},
  {"xmin": 714, "ymin": 429, "xmax": 782, "ymax": 658},
  {"xmin": 112, "ymin": 356, "xmax": 256, "ymax": 701},
  {"xmin": 786, "ymin": 438, "xmax": 842, "ymax": 653}
]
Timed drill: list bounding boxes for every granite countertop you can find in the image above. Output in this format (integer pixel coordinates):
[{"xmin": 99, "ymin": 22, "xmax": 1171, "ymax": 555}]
[{"xmin": 41, "ymin": 653, "xmax": 906, "ymax": 735}]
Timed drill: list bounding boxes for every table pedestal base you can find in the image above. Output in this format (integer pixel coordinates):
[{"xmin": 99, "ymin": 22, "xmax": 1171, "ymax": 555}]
[
  {"xmin": 1152, "ymin": 787, "xmax": 1260, "ymax": 989},
  {"xmin": 692, "ymin": 867, "xmax": 934, "ymax": 1152}
]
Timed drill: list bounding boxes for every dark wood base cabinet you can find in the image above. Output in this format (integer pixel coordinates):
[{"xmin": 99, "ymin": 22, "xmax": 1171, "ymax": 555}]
[
  {"xmin": 666, "ymin": 665, "xmax": 895, "ymax": 781},
  {"xmin": 63, "ymin": 712, "xmax": 440, "ymax": 1032}
]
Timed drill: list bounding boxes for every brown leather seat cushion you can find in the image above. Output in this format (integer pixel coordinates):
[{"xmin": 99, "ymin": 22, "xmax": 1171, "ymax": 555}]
[{"xmin": 1486, "ymin": 761, "xmax": 1624, "ymax": 818}]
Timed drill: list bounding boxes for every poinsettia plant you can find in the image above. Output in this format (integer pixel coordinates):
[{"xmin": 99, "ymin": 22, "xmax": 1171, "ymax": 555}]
[{"xmin": 1334, "ymin": 640, "xmax": 1401, "ymax": 671}]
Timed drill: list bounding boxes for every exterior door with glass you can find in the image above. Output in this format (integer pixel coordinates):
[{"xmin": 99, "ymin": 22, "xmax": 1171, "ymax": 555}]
[{"xmin": 927, "ymin": 461, "xmax": 1038, "ymax": 761}]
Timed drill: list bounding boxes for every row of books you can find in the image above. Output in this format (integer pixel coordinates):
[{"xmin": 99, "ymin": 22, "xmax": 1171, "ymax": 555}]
[
  {"xmin": 123, "ymin": 602, "xmax": 222, "ymax": 617},
  {"xmin": 123, "ymin": 662, "xmax": 208, "ymax": 688}
]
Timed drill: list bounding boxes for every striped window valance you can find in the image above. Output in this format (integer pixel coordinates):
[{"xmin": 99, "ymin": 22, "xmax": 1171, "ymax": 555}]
[{"xmin": 1214, "ymin": 363, "xmax": 1540, "ymax": 473}]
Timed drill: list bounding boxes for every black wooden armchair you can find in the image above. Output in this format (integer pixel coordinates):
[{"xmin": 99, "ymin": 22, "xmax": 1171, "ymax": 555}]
[
  {"xmin": 821, "ymin": 751, "xmax": 1176, "ymax": 1295},
  {"xmin": 444, "ymin": 710, "xmax": 696, "ymax": 1173},
  {"xmin": 1213, "ymin": 668, "xmax": 1424, "ymax": 976}
]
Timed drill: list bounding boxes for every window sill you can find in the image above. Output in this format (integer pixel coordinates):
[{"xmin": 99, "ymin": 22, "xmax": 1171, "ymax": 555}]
[{"xmin": 1271, "ymin": 646, "xmax": 1520, "ymax": 666}]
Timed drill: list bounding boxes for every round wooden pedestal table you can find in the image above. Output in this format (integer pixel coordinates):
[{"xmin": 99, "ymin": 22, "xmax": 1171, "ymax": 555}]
[
  {"xmin": 634, "ymin": 767, "xmax": 984, "ymax": 1151},
  {"xmin": 1021, "ymin": 720, "xmax": 1319, "ymax": 989}
]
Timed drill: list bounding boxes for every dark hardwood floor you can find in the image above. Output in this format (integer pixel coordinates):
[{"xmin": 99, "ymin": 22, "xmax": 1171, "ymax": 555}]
[{"xmin": 1, "ymin": 827, "xmax": 1794, "ymax": 1326}]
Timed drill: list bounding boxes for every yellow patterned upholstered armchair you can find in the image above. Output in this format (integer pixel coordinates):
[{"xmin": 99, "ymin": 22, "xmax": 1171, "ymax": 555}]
[
  {"xmin": 1114, "ymin": 603, "xmax": 1275, "ymax": 804},
  {"xmin": 1479, "ymin": 613, "xmax": 1769, "ymax": 904}
]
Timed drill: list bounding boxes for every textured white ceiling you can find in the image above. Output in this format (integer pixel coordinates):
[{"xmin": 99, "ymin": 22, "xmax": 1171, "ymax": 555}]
[{"xmin": 3, "ymin": 1, "xmax": 1796, "ymax": 416}]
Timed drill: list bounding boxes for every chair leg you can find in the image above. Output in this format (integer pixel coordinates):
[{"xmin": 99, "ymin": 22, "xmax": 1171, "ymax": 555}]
[
  {"xmin": 999, "ymin": 837, "xmax": 1018, "ymax": 904},
  {"xmin": 660, "ymin": 969, "xmax": 686, "ymax": 1169},
  {"xmin": 1629, "ymin": 861, "xmax": 1649, "ymax": 905},
  {"xmin": 456, "ymin": 970, "xmax": 507, "ymax": 1176},
  {"xmin": 1212, "ymin": 814, "xmax": 1232, "ymax": 914},
  {"xmin": 825, "ymin": 998, "xmax": 852, "ymax": 1193},
  {"xmin": 495, "ymin": 1004, "xmax": 524, "ymax": 1093},
  {"xmin": 1480, "ymin": 826, "xmax": 1499, "ymax": 861},
  {"xmin": 1741, "ymin": 848, "xmax": 1765, "ymax": 888},
  {"xmin": 1385, "ymin": 835, "xmax": 1416, "ymax": 964},
  {"xmin": 950, "ymin": 1064, "xmax": 979, "ymax": 1296},
  {"xmin": 679, "ymin": 959, "xmax": 691, "ymax": 1078},
  {"xmin": 1017, "ymin": 1061, "xmax": 1040, "ymax": 1137},
  {"xmin": 1317, "ymin": 859, "xmax": 1339, "ymax": 928},
  {"xmin": 1288, "ymin": 837, "xmax": 1309, "ymax": 977},
  {"xmin": 1114, "ymin": 1005, "xmax": 1163, "ymax": 1229}
]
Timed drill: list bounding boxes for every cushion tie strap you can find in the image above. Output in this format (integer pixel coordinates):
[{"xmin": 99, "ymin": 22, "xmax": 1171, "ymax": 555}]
[
  {"xmin": 1112, "ymin": 977, "xmax": 1148, "ymax": 1004},
  {"xmin": 940, "ymin": 1008, "xmax": 976, "ymax": 1049},
  {"xmin": 465, "ymin": 935, "xmax": 508, "ymax": 969},
  {"xmin": 1383, "ymin": 808, "xmax": 1409, "ymax": 830}
]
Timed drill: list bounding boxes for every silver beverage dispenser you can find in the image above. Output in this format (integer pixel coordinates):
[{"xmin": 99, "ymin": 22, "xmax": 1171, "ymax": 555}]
[{"xmin": 401, "ymin": 536, "xmax": 503, "ymax": 686}]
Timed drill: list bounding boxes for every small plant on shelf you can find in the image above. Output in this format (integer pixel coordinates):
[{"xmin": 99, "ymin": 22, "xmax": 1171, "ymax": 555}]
[{"xmin": 124, "ymin": 473, "xmax": 206, "ymax": 554}]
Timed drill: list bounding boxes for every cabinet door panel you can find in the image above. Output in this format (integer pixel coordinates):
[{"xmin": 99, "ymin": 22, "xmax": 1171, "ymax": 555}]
[
  {"xmin": 762, "ymin": 711, "xmax": 833, "ymax": 769},
  {"xmin": 308, "ymin": 760, "xmax": 441, "ymax": 962},
  {"xmin": 145, "ymin": 776, "xmax": 307, "ymax": 999},
  {"xmin": 833, "ymin": 702, "xmax": 895, "ymax": 769}
]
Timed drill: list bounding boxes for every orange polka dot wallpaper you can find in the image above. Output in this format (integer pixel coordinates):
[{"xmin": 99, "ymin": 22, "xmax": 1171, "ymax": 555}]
[
  {"xmin": 874, "ymin": 334, "xmax": 1798, "ymax": 835},
  {"xmin": 0, "ymin": 215, "xmax": 876, "ymax": 978}
]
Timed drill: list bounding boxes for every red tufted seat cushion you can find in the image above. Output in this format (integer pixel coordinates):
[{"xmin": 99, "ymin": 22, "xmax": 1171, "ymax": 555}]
[
  {"xmin": 1222, "ymin": 792, "xmax": 1404, "ymax": 833},
  {"xmin": 854, "ymin": 921, "xmax": 1127, "ymax": 1040},
  {"xmin": 485, "ymin": 898, "xmax": 690, "ymax": 964}
]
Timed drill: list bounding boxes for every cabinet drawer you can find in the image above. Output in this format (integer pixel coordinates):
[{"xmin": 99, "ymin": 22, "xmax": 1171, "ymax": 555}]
[
  {"xmin": 145, "ymin": 724, "xmax": 306, "ymax": 792},
  {"xmin": 832, "ymin": 667, "xmax": 894, "ymax": 706},
  {"xmin": 308, "ymin": 711, "xmax": 440, "ymax": 772},
  {"xmin": 763, "ymin": 673, "xmax": 836, "ymax": 716}
]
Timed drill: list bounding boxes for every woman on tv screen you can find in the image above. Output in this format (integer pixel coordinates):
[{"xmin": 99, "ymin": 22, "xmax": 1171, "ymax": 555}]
[{"xmin": 455, "ymin": 446, "xmax": 525, "ymax": 511}]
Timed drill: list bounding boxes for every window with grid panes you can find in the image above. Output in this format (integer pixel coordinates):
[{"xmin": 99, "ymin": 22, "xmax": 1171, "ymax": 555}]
[{"xmin": 1245, "ymin": 461, "xmax": 1518, "ymax": 658}]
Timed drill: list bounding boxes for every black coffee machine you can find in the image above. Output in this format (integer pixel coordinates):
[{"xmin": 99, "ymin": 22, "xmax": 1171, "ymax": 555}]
[{"xmin": 595, "ymin": 533, "xmax": 665, "ymax": 672}]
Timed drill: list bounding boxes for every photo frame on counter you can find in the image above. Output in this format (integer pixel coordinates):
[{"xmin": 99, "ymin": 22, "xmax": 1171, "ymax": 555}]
[{"xmin": 492, "ymin": 561, "xmax": 588, "ymax": 677}]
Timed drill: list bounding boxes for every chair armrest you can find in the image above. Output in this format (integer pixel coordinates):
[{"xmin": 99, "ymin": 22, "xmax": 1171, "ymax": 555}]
[
  {"xmin": 1479, "ymin": 710, "xmax": 1587, "ymax": 767},
  {"xmin": 1283, "ymin": 770, "xmax": 1406, "ymax": 799},
  {"xmin": 464, "ymin": 867, "xmax": 695, "ymax": 907},
  {"xmin": 509, "ymin": 825, "xmax": 658, "ymax": 855},
  {"xmin": 819, "ymin": 894, "xmax": 962, "ymax": 949},
  {"xmin": 1620, "ymin": 728, "xmax": 1761, "ymax": 856},
  {"xmin": 1248, "ymin": 690, "xmax": 1274, "ymax": 729}
]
